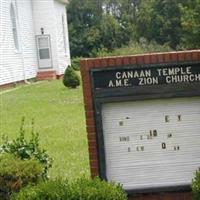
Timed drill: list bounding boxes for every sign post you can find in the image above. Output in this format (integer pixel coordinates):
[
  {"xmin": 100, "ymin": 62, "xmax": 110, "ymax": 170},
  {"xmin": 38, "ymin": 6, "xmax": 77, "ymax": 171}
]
[{"xmin": 81, "ymin": 50, "xmax": 200, "ymax": 200}]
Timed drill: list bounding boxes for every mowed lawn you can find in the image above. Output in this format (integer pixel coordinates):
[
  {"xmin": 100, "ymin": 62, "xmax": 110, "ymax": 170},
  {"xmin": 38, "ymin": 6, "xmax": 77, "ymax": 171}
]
[{"xmin": 0, "ymin": 80, "xmax": 90, "ymax": 180}]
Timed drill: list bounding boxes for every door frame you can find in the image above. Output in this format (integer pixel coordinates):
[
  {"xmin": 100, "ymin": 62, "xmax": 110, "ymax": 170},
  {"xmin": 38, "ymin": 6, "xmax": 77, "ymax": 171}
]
[{"xmin": 36, "ymin": 34, "xmax": 53, "ymax": 69}]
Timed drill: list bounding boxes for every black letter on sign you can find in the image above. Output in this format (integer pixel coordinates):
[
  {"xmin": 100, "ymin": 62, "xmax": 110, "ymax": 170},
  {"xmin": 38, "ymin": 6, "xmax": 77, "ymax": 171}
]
[{"xmin": 162, "ymin": 143, "xmax": 166, "ymax": 149}]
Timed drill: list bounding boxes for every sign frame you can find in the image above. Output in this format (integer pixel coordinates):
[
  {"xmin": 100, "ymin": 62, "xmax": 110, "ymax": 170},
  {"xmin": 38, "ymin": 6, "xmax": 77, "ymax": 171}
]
[
  {"xmin": 91, "ymin": 61, "xmax": 200, "ymax": 194},
  {"xmin": 80, "ymin": 50, "xmax": 200, "ymax": 199}
]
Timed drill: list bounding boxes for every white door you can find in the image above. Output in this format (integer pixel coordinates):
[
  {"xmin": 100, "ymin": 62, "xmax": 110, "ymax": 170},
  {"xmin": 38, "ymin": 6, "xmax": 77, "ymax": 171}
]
[
  {"xmin": 102, "ymin": 97, "xmax": 200, "ymax": 191},
  {"xmin": 36, "ymin": 35, "xmax": 52, "ymax": 69}
]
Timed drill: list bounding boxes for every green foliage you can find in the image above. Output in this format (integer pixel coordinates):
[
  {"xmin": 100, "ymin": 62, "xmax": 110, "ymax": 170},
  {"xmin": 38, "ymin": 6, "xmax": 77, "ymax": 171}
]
[
  {"xmin": 11, "ymin": 179, "xmax": 70, "ymax": 200},
  {"xmin": 67, "ymin": 0, "xmax": 200, "ymax": 57},
  {"xmin": 192, "ymin": 169, "xmax": 200, "ymax": 200},
  {"xmin": 98, "ymin": 14, "xmax": 125, "ymax": 51},
  {"xmin": 136, "ymin": 0, "xmax": 183, "ymax": 49},
  {"xmin": 67, "ymin": 0, "xmax": 131, "ymax": 57},
  {"xmin": 0, "ymin": 118, "xmax": 53, "ymax": 180},
  {"xmin": 0, "ymin": 154, "xmax": 43, "ymax": 199},
  {"xmin": 180, "ymin": 0, "xmax": 200, "ymax": 49},
  {"xmin": 11, "ymin": 177, "xmax": 127, "ymax": 200},
  {"xmin": 69, "ymin": 177, "xmax": 127, "ymax": 200},
  {"xmin": 63, "ymin": 66, "xmax": 80, "ymax": 88},
  {"xmin": 106, "ymin": 0, "xmax": 140, "ymax": 42},
  {"xmin": 97, "ymin": 39, "xmax": 172, "ymax": 57},
  {"xmin": 67, "ymin": 0, "xmax": 102, "ymax": 57},
  {"xmin": 71, "ymin": 57, "xmax": 81, "ymax": 71}
]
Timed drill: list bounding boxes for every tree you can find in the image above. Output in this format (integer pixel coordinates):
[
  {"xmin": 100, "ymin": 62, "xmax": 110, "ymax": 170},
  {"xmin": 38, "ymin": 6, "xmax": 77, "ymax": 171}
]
[
  {"xmin": 102, "ymin": 0, "xmax": 141, "ymax": 41},
  {"xmin": 99, "ymin": 14, "xmax": 124, "ymax": 51},
  {"xmin": 67, "ymin": 0, "xmax": 103, "ymax": 57},
  {"xmin": 67, "ymin": 0, "xmax": 200, "ymax": 57},
  {"xmin": 67, "ymin": 0, "xmax": 134, "ymax": 57},
  {"xmin": 180, "ymin": 0, "xmax": 200, "ymax": 49},
  {"xmin": 136, "ymin": 0, "xmax": 183, "ymax": 49}
]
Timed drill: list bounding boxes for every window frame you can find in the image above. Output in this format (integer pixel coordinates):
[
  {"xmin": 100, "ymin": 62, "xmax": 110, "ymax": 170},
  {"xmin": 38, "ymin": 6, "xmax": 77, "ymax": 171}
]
[
  {"xmin": 62, "ymin": 14, "xmax": 67, "ymax": 54},
  {"xmin": 10, "ymin": 3, "xmax": 20, "ymax": 52}
]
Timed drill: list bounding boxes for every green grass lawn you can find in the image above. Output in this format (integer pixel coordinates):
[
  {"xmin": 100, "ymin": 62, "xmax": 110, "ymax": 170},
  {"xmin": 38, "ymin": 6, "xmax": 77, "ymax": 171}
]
[{"xmin": 0, "ymin": 80, "xmax": 90, "ymax": 180}]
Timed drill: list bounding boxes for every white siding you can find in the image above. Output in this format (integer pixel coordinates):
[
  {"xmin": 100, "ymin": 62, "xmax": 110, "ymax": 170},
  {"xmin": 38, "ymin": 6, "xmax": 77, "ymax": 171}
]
[
  {"xmin": 0, "ymin": 0, "xmax": 37, "ymax": 85},
  {"xmin": 0, "ymin": 0, "xmax": 70, "ymax": 85},
  {"xmin": 32, "ymin": 0, "xmax": 58, "ymax": 72},
  {"xmin": 54, "ymin": 0, "xmax": 70, "ymax": 75}
]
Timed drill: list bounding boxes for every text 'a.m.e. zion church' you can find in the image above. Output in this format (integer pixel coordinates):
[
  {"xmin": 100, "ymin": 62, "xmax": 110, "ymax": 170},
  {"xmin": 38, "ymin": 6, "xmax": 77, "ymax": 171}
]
[{"xmin": 108, "ymin": 66, "xmax": 200, "ymax": 87}]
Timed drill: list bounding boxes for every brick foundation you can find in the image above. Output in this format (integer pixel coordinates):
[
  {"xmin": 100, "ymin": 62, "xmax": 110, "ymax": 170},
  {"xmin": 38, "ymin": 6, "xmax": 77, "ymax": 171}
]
[
  {"xmin": 56, "ymin": 74, "xmax": 64, "ymax": 80},
  {"xmin": 36, "ymin": 70, "xmax": 57, "ymax": 81},
  {"xmin": 80, "ymin": 50, "xmax": 200, "ymax": 200}
]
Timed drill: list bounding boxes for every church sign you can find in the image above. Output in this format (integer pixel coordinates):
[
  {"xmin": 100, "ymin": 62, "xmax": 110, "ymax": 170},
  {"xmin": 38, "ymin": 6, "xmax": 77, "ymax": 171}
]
[{"xmin": 81, "ymin": 51, "xmax": 200, "ymax": 200}]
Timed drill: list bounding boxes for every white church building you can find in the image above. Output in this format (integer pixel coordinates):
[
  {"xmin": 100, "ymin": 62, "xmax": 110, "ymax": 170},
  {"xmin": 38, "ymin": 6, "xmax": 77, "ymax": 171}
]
[{"xmin": 0, "ymin": 0, "xmax": 71, "ymax": 86}]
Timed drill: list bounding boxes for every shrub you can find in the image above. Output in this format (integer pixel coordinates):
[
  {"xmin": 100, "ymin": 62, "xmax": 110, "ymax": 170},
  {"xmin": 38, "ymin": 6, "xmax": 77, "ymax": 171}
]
[
  {"xmin": 192, "ymin": 169, "xmax": 200, "ymax": 200},
  {"xmin": 0, "ymin": 118, "xmax": 53, "ymax": 179},
  {"xmin": 96, "ymin": 39, "xmax": 172, "ymax": 57},
  {"xmin": 0, "ymin": 154, "xmax": 43, "ymax": 199},
  {"xmin": 11, "ymin": 177, "xmax": 127, "ymax": 200},
  {"xmin": 71, "ymin": 57, "xmax": 81, "ymax": 71},
  {"xmin": 69, "ymin": 177, "xmax": 127, "ymax": 200},
  {"xmin": 63, "ymin": 66, "xmax": 80, "ymax": 88},
  {"xmin": 11, "ymin": 179, "xmax": 70, "ymax": 200}
]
